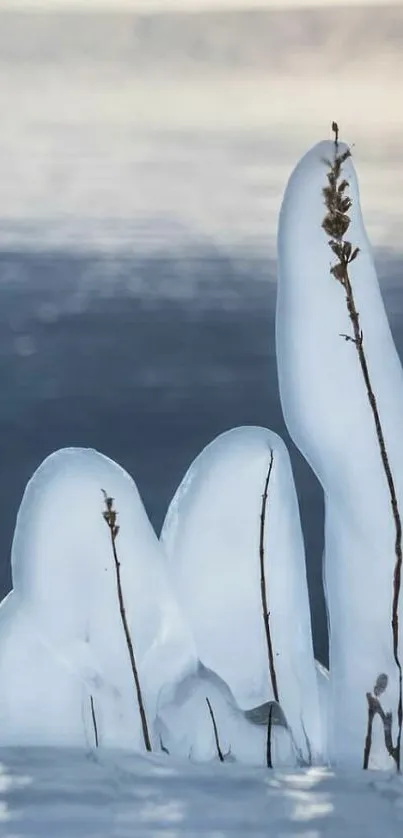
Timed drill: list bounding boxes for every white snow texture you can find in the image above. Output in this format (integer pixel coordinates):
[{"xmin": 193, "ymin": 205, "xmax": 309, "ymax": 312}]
[
  {"xmin": 276, "ymin": 139, "xmax": 403, "ymax": 768},
  {"xmin": 1, "ymin": 136, "xmax": 403, "ymax": 785},
  {"xmin": 161, "ymin": 426, "xmax": 322, "ymax": 764},
  {"xmin": 0, "ymin": 448, "xmax": 197, "ymax": 749}
]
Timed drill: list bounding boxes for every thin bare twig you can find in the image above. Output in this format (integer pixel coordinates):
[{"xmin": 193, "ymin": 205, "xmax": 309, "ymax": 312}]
[
  {"xmin": 259, "ymin": 450, "xmax": 279, "ymax": 703},
  {"xmin": 363, "ymin": 693, "xmax": 375, "ymax": 769},
  {"xmin": 90, "ymin": 695, "xmax": 99, "ymax": 749},
  {"xmin": 205, "ymin": 697, "xmax": 225, "ymax": 763},
  {"xmin": 324, "ymin": 122, "xmax": 402, "ymax": 771},
  {"xmin": 266, "ymin": 703, "xmax": 273, "ymax": 768},
  {"xmin": 301, "ymin": 717, "xmax": 313, "ymax": 767},
  {"xmin": 159, "ymin": 735, "xmax": 170, "ymax": 755},
  {"xmin": 102, "ymin": 490, "xmax": 152, "ymax": 752}
]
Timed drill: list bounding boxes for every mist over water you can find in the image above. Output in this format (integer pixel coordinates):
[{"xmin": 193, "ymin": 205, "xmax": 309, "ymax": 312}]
[{"xmin": 1, "ymin": 4, "xmax": 403, "ymax": 664}]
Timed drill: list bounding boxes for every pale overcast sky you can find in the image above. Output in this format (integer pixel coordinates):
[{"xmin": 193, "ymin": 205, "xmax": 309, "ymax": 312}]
[{"xmin": 2, "ymin": 0, "xmax": 400, "ymax": 10}]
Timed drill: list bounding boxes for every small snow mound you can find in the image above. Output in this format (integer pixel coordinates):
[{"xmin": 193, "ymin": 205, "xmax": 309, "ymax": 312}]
[
  {"xmin": 161, "ymin": 426, "xmax": 322, "ymax": 764},
  {"xmin": 0, "ymin": 447, "xmax": 197, "ymax": 748}
]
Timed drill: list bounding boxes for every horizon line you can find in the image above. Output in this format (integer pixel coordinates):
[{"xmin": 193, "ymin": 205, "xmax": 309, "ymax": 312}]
[{"xmin": 0, "ymin": 0, "xmax": 401, "ymax": 13}]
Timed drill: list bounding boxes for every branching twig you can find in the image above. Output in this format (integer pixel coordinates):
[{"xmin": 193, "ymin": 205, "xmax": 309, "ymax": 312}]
[
  {"xmin": 363, "ymin": 691, "xmax": 395, "ymax": 768},
  {"xmin": 90, "ymin": 695, "xmax": 99, "ymax": 749},
  {"xmin": 323, "ymin": 122, "xmax": 402, "ymax": 771},
  {"xmin": 205, "ymin": 697, "xmax": 225, "ymax": 763},
  {"xmin": 102, "ymin": 490, "xmax": 152, "ymax": 752},
  {"xmin": 339, "ymin": 331, "xmax": 363, "ymax": 346},
  {"xmin": 259, "ymin": 450, "xmax": 279, "ymax": 704}
]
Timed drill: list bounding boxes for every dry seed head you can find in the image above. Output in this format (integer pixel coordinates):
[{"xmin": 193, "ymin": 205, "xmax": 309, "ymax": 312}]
[
  {"xmin": 101, "ymin": 489, "xmax": 114, "ymax": 511},
  {"xmin": 332, "ymin": 121, "xmax": 339, "ymax": 144},
  {"xmin": 102, "ymin": 489, "xmax": 120, "ymax": 539},
  {"xmin": 322, "ymin": 124, "xmax": 359, "ymax": 278},
  {"xmin": 343, "ymin": 241, "xmax": 352, "ymax": 261},
  {"xmin": 322, "ymin": 211, "xmax": 351, "ymax": 240},
  {"xmin": 374, "ymin": 673, "xmax": 388, "ymax": 697},
  {"xmin": 339, "ymin": 196, "xmax": 352, "ymax": 214},
  {"xmin": 330, "ymin": 262, "xmax": 346, "ymax": 284},
  {"xmin": 329, "ymin": 240, "xmax": 344, "ymax": 259},
  {"xmin": 339, "ymin": 149, "xmax": 352, "ymax": 165}
]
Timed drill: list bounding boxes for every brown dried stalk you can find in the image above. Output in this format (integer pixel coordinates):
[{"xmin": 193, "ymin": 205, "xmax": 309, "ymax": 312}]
[
  {"xmin": 266, "ymin": 702, "xmax": 273, "ymax": 768},
  {"xmin": 90, "ymin": 695, "xmax": 99, "ymax": 749},
  {"xmin": 205, "ymin": 697, "xmax": 225, "ymax": 763},
  {"xmin": 102, "ymin": 489, "xmax": 152, "ymax": 752},
  {"xmin": 323, "ymin": 122, "xmax": 402, "ymax": 770},
  {"xmin": 363, "ymin": 689, "xmax": 395, "ymax": 769},
  {"xmin": 363, "ymin": 694, "xmax": 375, "ymax": 770},
  {"xmin": 259, "ymin": 449, "xmax": 279, "ymax": 704}
]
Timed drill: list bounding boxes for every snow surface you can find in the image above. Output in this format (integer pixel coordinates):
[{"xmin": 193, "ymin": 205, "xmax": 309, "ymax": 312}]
[
  {"xmin": 161, "ymin": 426, "xmax": 322, "ymax": 764},
  {"xmin": 0, "ymin": 448, "xmax": 197, "ymax": 750},
  {"xmin": 1, "ymin": 748, "xmax": 403, "ymax": 838},
  {"xmin": 276, "ymin": 140, "xmax": 403, "ymax": 768}
]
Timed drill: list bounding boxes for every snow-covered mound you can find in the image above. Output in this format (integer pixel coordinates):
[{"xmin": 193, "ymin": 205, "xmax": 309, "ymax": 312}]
[
  {"xmin": 161, "ymin": 426, "xmax": 322, "ymax": 764},
  {"xmin": 0, "ymin": 448, "xmax": 197, "ymax": 749},
  {"xmin": 276, "ymin": 139, "xmax": 403, "ymax": 768},
  {"xmin": 157, "ymin": 663, "xmax": 268, "ymax": 766}
]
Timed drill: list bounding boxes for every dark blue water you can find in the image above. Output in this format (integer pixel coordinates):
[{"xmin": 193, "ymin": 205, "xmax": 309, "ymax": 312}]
[{"xmin": 1, "ymin": 248, "xmax": 402, "ymax": 665}]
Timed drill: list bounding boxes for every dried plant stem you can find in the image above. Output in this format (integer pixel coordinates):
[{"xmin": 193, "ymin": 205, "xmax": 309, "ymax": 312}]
[
  {"xmin": 301, "ymin": 718, "xmax": 312, "ymax": 767},
  {"xmin": 266, "ymin": 703, "xmax": 273, "ymax": 768},
  {"xmin": 363, "ymin": 694, "xmax": 375, "ymax": 769},
  {"xmin": 206, "ymin": 697, "xmax": 225, "ymax": 763},
  {"xmin": 323, "ymin": 122, "xmax": 402, "ymax": 770},
  {"xmin": 345, "ymin": 283, "xmax": 403, "ymax": 768},
  {"xmin": 363, "ymin": 692, "xmax": 395, "ymax": 768},
  {"xmin": 159, "ymin": 735, "xmax": 170, "ymax": 755},
  {"xmin": 259, "ymin": 450, "xmax": 279, "ymax": 704},
  {"xmin": 90, "ymin": 695, "xmax": 99, "ymax": 749},
  {"xmin": 102, "ymin": 490, "xmax": 152, "ymax": 753}
]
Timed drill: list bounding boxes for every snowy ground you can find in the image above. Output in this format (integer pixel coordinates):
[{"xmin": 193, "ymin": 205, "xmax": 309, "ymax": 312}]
[{"xmin": 0, "ymin": 748, "xmax": 403, "ymax": 837}]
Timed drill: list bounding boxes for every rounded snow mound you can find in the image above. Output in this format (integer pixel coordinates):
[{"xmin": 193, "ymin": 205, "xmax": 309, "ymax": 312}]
[
  {"xmin": 0, "ymin": 447, "xmax": 197, "ymax": 748},
  {"xmin": 161, "ymin": 426, "xmax": 322, "ymax": 760}
]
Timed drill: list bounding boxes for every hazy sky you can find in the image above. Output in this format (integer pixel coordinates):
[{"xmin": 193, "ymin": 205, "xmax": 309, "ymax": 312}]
[{"xmin": 3, "ymin": 0, "xmax": 401, "ymax": 10}]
